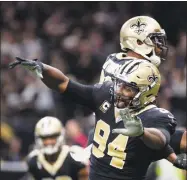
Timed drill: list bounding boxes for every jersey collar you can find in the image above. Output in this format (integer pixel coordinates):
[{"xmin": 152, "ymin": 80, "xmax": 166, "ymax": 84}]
[{"xmin": 38, "ymin": 145, "xmax": 69, "ymax": 175}]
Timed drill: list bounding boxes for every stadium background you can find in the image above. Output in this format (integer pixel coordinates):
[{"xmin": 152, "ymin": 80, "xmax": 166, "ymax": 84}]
[{"xmin": 1, "ymin": 1, "xmax": 186, "ymax": 180}]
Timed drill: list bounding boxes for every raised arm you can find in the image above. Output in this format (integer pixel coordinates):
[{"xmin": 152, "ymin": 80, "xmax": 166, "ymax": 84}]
[
  {"xmin": 9, "ymin": 57, "xmax": 69, "ymax": 93},
  {"xmin": 9, "ymin": 57, "xmax": 97, "ymax": 110},
  {"xmin": 41, "ymin": 64, "xmax": 69, "ymax": 93}
]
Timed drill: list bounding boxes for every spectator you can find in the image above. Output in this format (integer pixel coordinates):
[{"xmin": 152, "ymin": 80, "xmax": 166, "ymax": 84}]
[{"xmin": 65, "ymin": 119, "xmax": 88, "ymax": 148}]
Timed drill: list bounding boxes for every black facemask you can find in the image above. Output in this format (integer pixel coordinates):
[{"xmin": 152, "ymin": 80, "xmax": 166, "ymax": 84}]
[{"xmin": 146, "ymin": 32, "xmax": 168, "ymax": 61}]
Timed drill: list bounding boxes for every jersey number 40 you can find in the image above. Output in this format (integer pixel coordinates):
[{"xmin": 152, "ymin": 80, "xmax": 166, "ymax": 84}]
[{"xmin": 92, "ymin": 120, "xmax": 129, "ymax": 169}]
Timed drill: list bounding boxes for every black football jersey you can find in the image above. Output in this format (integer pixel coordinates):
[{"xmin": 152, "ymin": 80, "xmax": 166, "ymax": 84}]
[
  {"xmin": 152, "ymin": 145, "xmax": 174, "ymax": 161},
  {"xmin": 64, "ymin": 80, "xmax": 177, "ymax": 180},
  {"xmin": 87, "ymin": 129, "xmax": 175, "ymax": 162},
  {"xmin": 170, "ymin": 129, "xmax": 185, "ymax": 155},
  {"xmin": 27, "ymin": 146, "xmax": 86, "ymax": 180}
]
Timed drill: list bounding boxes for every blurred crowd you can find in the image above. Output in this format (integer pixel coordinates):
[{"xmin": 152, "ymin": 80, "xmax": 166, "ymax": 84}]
[{"xmin": 1, "ymin": 1, "xmax": 186, "ymax": 163}]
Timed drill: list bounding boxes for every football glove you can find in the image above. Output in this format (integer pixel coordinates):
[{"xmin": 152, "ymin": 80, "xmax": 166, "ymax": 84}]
[
  {"xmin": 9, "ymin": 57, "xmax": 43, "ymax": 78},
  {"xmin": 173, "ymin": 153, "xmax": 187, "ymax": 170},
  {"xmin": 112, "ymin": 108, "xmax": 144, "ymax": 137}
]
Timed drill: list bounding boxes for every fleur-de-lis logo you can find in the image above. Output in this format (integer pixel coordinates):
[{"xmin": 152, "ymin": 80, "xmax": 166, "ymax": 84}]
[
  {"xmin": 130, "ymin": 19, "xmax": 147, "ymax": 35},
  {"xmin": 148, "ymin": 73, "xmax": 158, "ymax": 82}
]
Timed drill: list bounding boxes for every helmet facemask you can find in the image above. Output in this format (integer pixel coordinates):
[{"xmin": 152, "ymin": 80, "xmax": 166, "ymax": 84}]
[
  {"xmin": 120, "ymin": 16, "xmax": 168, "ymax": 67},
  {"xmin": 144, "ymin": 30, "xmax": 168, "ymax": 61},
  {"xmin": 35, "ymin": 132, "xmax": 64, "ymax": 155},
  {"xmin": 114, "ymin": 61, "xmax": 160, "ymax": 111},
  {"xmin": 114, "ymin": 77, "xmax": 139, "ymax": 109},
  {"xmin": 114, "ymin": 77, "xmax": 158, "ymax": 111},
  {"xmin": 34, "ymin": 116, "xmax": 65, "ymax": 156}
]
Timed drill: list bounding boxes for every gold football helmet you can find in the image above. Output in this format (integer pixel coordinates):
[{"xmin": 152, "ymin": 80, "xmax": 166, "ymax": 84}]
[
  {"xmin": 114, "ymin": 60, "xmax": 161, "ymax": 110},
  {"xmin": 35, "ymin": 116, "xmax": 65, "ymax": 155},
  {"xmin": 120, "ymin": 16, "xmax": 168, "ymax": 66}
]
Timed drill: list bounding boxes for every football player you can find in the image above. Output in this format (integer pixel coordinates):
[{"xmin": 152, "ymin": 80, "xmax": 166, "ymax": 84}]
[
  {"xmin": 98, "ymin": 16, "xmax": 186, "ymax": 169},
  {"xmin": 90, "ymin": 58, "xmax": 187, "ymax": 169},
  {"xmin": 10, "ymin": 57, "xmax": 178, "ymax": 180},
  {"xmin": 27, "ymin": 116, "xmax": 88, "ymax": 180},
  {"xmin": 99, "ymin": 15, "xmax": 168, "ymax": 84}
]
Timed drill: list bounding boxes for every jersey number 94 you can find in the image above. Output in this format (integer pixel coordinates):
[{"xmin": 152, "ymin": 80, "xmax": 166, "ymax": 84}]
[{"xmin": 92, "ymin": 120, "xmax": 129, "ymax": 169}]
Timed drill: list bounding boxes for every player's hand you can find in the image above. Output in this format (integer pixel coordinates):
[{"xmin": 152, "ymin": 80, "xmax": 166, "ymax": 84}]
[
  {"xmin": 112, "ymin": 108, "xmax": 144, "ymax": 137},
  {"xmin": 9, "ymin": 57, "xmax": 43, "ymax": 78},
  {"xmin": 173, "ymin": 153, "xmax": 187, "ymax": 170}
]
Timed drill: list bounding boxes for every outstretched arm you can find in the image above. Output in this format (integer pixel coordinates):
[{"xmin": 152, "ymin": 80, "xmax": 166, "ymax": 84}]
[
  {"xmin": 9, "ymin": 57, "xmax": 69, "ymax": 93},
  {"xmin": 41, "ymin": 64, "xmax": 69, "ymax": 93},
  {"xmin": 9, "ymin": 57, "xmax": 97, "ymax": 110}
]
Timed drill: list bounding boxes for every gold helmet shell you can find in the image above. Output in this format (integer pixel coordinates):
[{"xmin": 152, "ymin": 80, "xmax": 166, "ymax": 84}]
[
  {"xmin": 120, "ymin": 16, "xmax": 168, "ymax": 67},
  {"xmin": 35, "ymin": 116, "xmax": 65, "ymax": 155},
  {"xmin": 115, "ymin": 60, "xmax": 161, "ymax": 110}
]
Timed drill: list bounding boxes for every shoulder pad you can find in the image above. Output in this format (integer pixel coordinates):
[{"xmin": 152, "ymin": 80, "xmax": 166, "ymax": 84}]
[
  {"xmin": 105, "ymin": 52, "xmax": 126, "ymax": 63},
  {"xmin": 115, "ymin": 52, "xmax": 127, "ymax": 60},
  {"xmin": 151, "ymin": 107, "xmax": 177, "ymax": 134},
  {"xmin": 153, "ymin": 107, "xmax": 175, "ymax": 119},
  {"xmin": 26, "ymin": 149, "xmax": 39, "ymax": 168},
  {"xmin": 94, "ymin": 81, "xmax": 113, "ymax": 91},
  {"xmin": 27, "ymin": 149, "xmax": 40, "ymax": 160},
  {"xmin": 105, "ymin": 53, "xmax": 117, "ymax": 62},
  {"xmin": 103, "ymin": 53, "xmax": 128, "ymax": 76}
]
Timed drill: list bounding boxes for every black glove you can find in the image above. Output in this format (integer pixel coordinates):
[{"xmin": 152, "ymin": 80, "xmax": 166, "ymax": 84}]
[
  {"xmin": 9, "ymin": 57, "xmax": 44, "ymax": 78},
  {"xmin": 173, "ymin": 153, "xmax": 187, "ymax": 170}
]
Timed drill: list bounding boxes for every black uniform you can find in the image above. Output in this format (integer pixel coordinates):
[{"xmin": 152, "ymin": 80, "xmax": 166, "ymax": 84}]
[
  {"xmin": 64, "ymin": 80, "xmax": 176, "ymax": 180},
  {"xmin": 88, "ymin": 128, "xmax": 175, "ymax": 161},
  {"xmin": 170, "ymin": 129, "xmax": 185, "ymax": 155},
  {"xmin": 27, "ymin": 147, "xmax": 86, "ymax": 180}
]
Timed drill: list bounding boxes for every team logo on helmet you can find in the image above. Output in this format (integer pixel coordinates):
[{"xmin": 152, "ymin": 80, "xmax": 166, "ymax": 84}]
[
  {"xmin": 147, "ymin": 73, "xmax": 158, "ymax": 82},
  {"xmin": 130, "ymin": 19, "xmax": 147, "ymax": 35}
]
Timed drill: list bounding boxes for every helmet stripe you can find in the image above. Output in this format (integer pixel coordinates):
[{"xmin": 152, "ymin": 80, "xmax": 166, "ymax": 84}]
[
  {"xmin": 120, "ymin": 59, "xmax": 134, "ymax": 74},
  {"xmin": 120, "ymin": 60, "xmax": 143, "ymax": 74},
  {"xmin": 126, "ymin": 62, "xmax": 141, "ymax": 74}
]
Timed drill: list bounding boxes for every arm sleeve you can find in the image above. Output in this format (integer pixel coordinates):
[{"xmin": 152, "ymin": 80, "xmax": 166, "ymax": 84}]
[
  {"xmin": 158, "ymin": 128, "xmax": 171, "ymax": 144},
  {"xmin": 170, "ymin": 129, "xmax": 184, "ymax": 154},
  {"xmin": 153, "ymin": 145, "xmax": 174, "ymax": 161},
  {"xmin": 161, "ymin": 145, "xmax": 174, "ymax": 159},
  {"xmin": 63, "ymin": 80, "xmax": 97, "ymax": 111}
]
